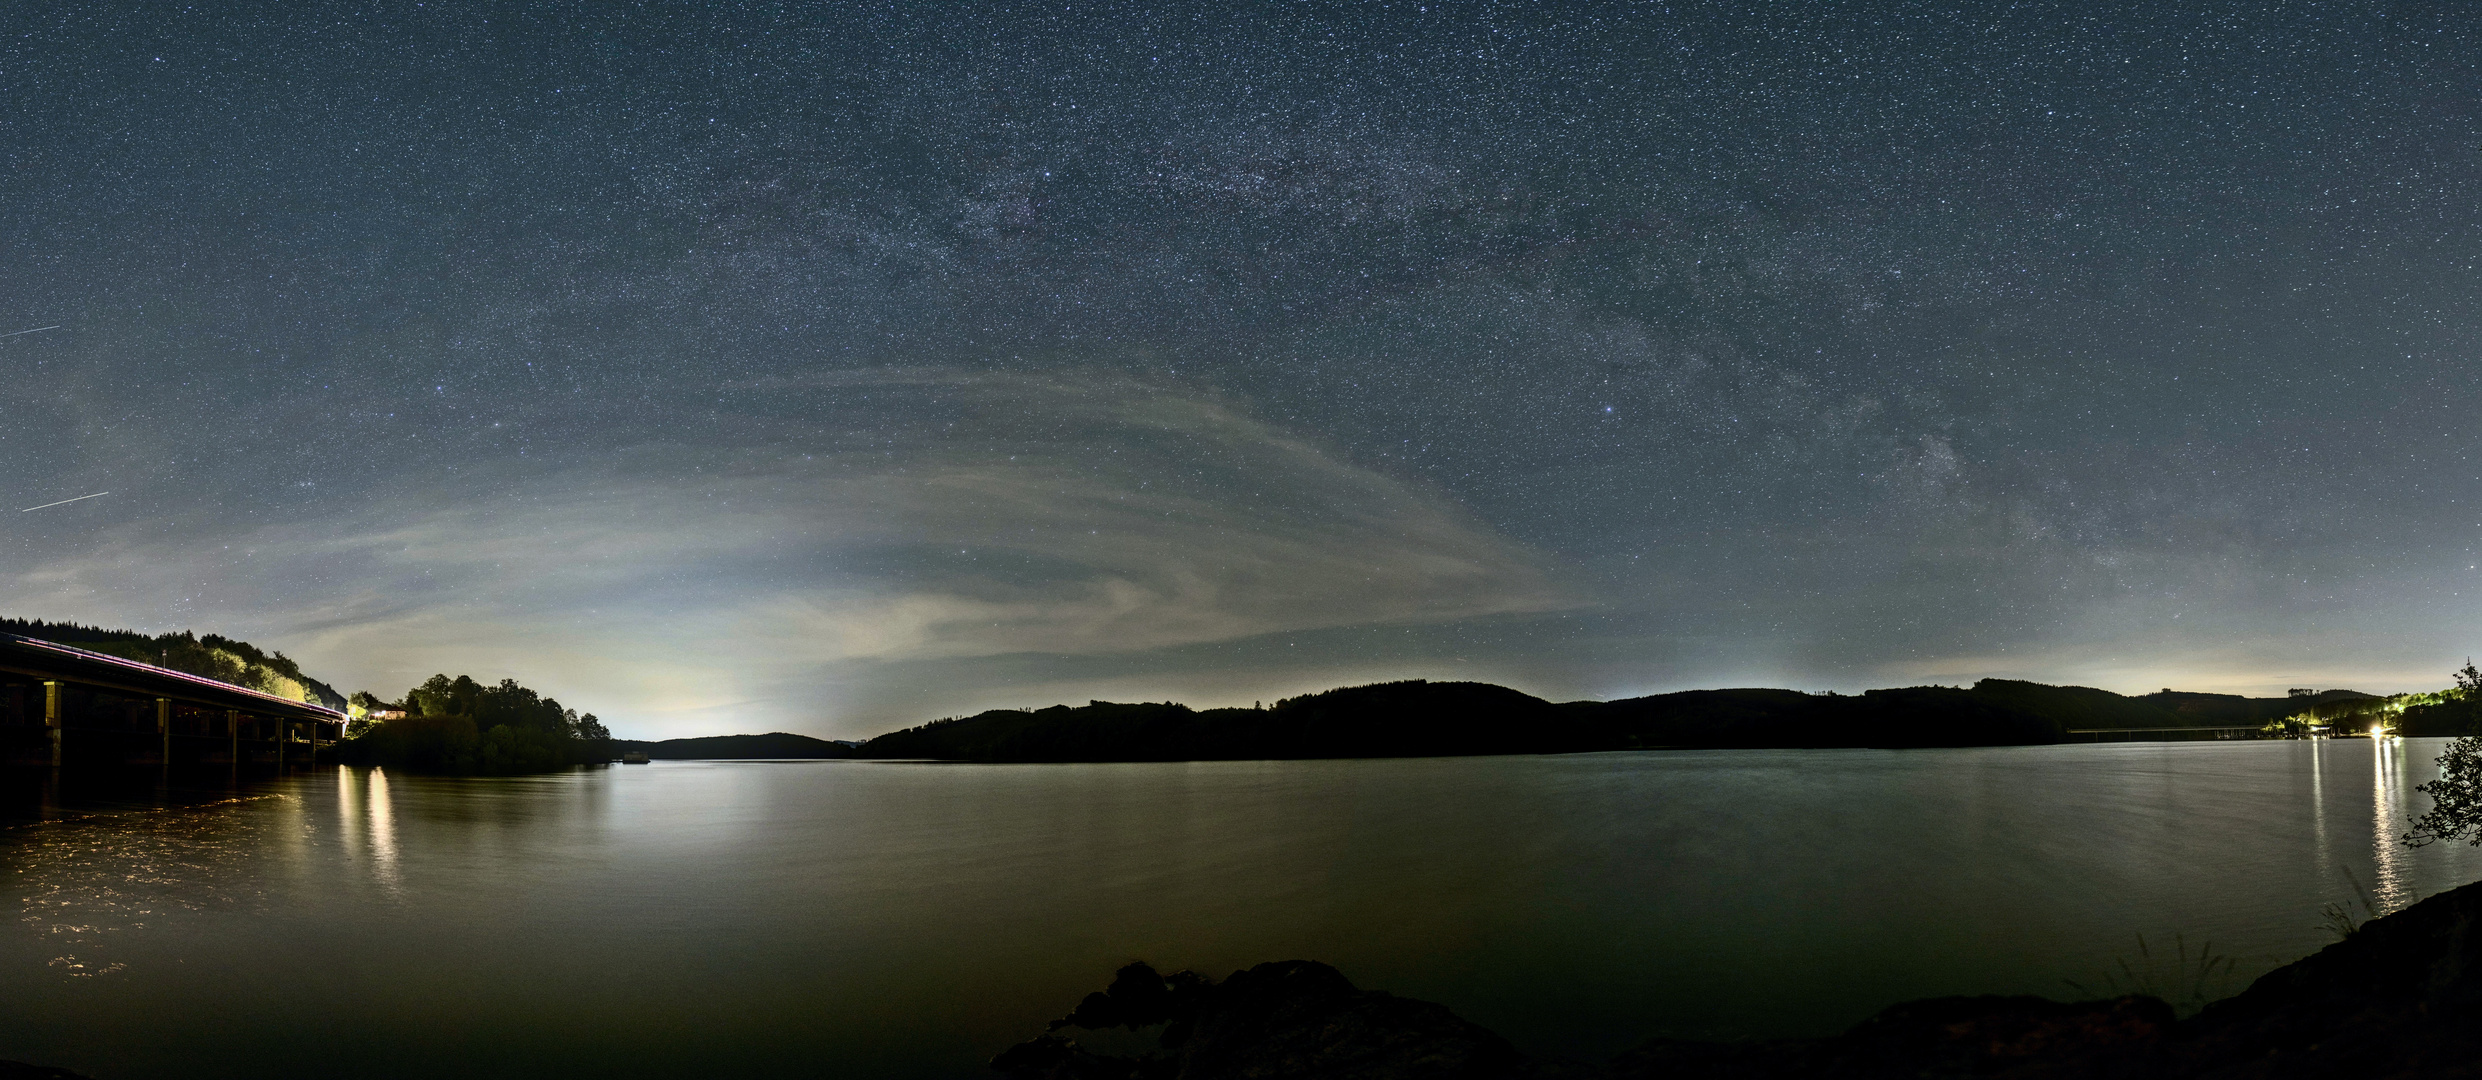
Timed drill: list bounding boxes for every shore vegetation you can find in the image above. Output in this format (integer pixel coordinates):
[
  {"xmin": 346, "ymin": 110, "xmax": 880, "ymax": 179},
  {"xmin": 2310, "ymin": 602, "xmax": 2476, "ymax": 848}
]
[
  {"xmin": 340, "ymin": 674, "xmax": 612, "ymax": 775},
  {"xmin": 0, "ymin": 617, "xmax": 347, "ymax": 709},
  {"xmin": 2406, "ymin": 660, "xmax": 2482, "ymax": 847}
]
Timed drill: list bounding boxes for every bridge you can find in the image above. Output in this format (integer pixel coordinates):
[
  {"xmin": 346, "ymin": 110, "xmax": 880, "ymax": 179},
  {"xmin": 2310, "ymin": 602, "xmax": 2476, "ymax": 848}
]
[
  {"xmin": 0, "ymin": 632, "xmax": 345, "ymax": 771},
  {"xmin": 2063, "ymin": 725, "xmax": 2268, "ymax": 741}
]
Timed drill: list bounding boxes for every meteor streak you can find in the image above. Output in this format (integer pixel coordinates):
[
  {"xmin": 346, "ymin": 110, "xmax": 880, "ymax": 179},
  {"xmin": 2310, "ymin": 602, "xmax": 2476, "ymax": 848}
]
[
  {"xmin": 20, "ymin": 492, "xmax": 109, "ymax": 512},
  {"xmin": 0, "ymin": 325, "xmax": 59, "ymax": 338}
]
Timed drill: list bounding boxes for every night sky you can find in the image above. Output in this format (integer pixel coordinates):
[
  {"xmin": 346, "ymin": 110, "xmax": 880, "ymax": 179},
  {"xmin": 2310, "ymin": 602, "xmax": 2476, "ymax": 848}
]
[{"xmin": 5, "ymin": 2, "xmax": 2479, "ymax": 739}]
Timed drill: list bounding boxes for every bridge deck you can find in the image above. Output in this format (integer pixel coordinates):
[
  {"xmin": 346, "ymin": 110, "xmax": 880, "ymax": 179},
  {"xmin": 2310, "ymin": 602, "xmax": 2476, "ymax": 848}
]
[
  {"xmin": 0, "ymin": 633, "xmax": 345, "ymax": 770},
  {"xmin": 2063, "ymin": 726, "xmax": 2266, "ymax": 734}
]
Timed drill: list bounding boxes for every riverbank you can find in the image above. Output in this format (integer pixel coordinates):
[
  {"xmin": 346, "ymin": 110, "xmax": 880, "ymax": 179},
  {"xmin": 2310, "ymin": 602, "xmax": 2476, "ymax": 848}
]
[{"xmin": 998, "ymin": 874, "xmax": 2482, "ymax": 1078}]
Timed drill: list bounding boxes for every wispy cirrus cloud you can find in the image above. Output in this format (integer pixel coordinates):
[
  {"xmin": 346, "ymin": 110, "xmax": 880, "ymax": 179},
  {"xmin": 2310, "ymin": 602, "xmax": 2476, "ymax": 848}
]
[{"xmin": 3, "ymin": 370, "xmax": 1570, "ymax": 736}]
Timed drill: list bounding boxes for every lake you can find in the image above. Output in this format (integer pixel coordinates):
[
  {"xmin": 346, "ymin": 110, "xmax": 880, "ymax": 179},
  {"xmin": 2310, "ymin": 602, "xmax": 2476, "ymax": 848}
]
[{"xmin": 7, "ymin": 739, "xmax": 2482, "ymax": 1078}]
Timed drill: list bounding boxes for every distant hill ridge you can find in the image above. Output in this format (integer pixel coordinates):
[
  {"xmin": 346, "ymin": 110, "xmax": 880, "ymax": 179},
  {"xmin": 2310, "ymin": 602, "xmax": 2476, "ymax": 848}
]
[
  {"xmin": 607, "ymin": 732, "xmax": 858, "ymax": 760},
  {"xmin": 12, "ymin": 608, "xmax": 2423, "ymax": 762},
  {"xmin": 828, "ymin": 676, "xmax": 2423, "ymax": 763}
]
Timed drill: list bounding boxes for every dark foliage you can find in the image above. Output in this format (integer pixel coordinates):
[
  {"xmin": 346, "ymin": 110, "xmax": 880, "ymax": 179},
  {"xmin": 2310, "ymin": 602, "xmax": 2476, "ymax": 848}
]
[
  {"xmin": 2135, "ymin": 687, "xmax": 2376, "ymax": 729},
  {"xmin": 338, "ymin": 672, "xmax": 609, "ymax": 775},
  {"xmin": 861, "ymin": 680, "xmax": 1594, "ymax": 762},
  {"xmin": 860, "ymin": 679, "xmax": 2111, "ymax": 763},
  {"xmin": 344, "ymin": 715, "xmax": 485, "ymax": 774},
  {"xmin": 607, "ymin": 732, "xmax": 854, "ymax": 760},
  {"xmin": 1264, "ymin": 680, "xmax": 1593, "ymax": 757},
  {"xmin": 2407, "ymin": 662, "xmax": 2482, "ymax": 846},
  {"xmin": 863, "ymin": 700, "xmax": 1238, "ymax": 762},
  {"xmin": 2394, "ymin": 701, "xmax": 2477, "ymax": 737},
  {"xmin": 0, "ymin": 617, "xmax": 150, "ymax": 645},
  {"xmin": 1973, "ymin": 679, "xmax": 2183, "ymax": 730},
  {"xmin": 0, "ymin": 617, "xmax": 347, "ymax": 708},
  {"xmin": 858, "ymin": 677, "xmax": 2377, "ymax": 763},
  {"xmin": 1572, "ymin": 684, "xmax": 2064, "ymax": 749},
  {"xmin": 2401, "ymin": 660, "xmax": 2482, "ymax": 739}
]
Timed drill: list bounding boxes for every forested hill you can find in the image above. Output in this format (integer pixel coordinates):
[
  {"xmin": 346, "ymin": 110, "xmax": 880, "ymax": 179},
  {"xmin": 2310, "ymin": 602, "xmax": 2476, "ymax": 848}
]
[
  {"xmin": 853, "ymin": 677, "xmax": 2387, "ymax": 762},
  {"xmin": 0, "ymin": 617, "xmax": 348, "ymax": 710},
  {"xmin": 861, "ymin": 681, "xmax": 1591, "ymax": 762},
  {"xmin": 2137, "ymin": 686, "xmax": 2378, "ymax": 726},
  {"xmin": 608, "ymin": 732, "xmax": 857, "ymax": 760}
]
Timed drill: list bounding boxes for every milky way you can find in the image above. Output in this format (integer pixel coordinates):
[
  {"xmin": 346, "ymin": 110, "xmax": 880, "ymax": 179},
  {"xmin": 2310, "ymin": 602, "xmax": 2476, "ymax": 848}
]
[{"xmin": 5, "ymin": 2, "xmax": 2478, "ymax": 736}]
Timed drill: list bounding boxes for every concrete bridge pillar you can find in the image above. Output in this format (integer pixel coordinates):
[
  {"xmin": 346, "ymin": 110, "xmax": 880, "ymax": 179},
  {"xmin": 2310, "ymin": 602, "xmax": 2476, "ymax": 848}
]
[
  {"xmin": 275, "ymin": 718, "xmax": 285, "ymax": 771},
  {"xmin": 43, "ymin": 681, "xmax": 62, "ymax": 769},
  {"xmin": 157, "ymin": 698, "xmax": 171, "ymax": 768},
  {"xmin": 228, "ymin": 709, "xmax": 240, "ymax": 769}
]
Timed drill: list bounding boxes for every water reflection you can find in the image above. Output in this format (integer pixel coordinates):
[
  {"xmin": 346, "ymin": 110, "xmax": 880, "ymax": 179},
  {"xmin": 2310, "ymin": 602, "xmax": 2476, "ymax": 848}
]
[
  {"xmin": 4, "ymin": 749, "xmax": 2481, "ymax": 1080},
  {"xmin": 365, "ymin": 767, "xmax": 401, "ymax": 895},
  {"xmin": 2373, "ymin": 736, "xmax": 2410, "ymax": 912},
  {"xmin": 4, "ymin": 793, "xmax": 279, "ymax": 979},
  {"xmin": 2309, "ymin": 736, "xmax": 2329, "ymax": 873},
  {"xmin": 337, "ymin": 765, "xmax": 361, "ymax": 862}
]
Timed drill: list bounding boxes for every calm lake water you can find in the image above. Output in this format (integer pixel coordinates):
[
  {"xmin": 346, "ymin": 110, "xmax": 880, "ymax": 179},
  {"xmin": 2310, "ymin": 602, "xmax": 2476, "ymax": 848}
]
[{"xmin": 8, "ymin": 739, "xmax": 2482, "ymax": 1078}]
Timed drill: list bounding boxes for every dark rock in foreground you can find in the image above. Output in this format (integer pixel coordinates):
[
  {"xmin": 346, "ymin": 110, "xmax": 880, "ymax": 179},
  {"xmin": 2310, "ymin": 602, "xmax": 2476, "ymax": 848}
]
[
  {"xmin": 992, "ymin": 959, "xmax": 1525, "ymax": 1079},
  {"xmin": 2158, "ymin": 871, "xmax": 2482, "ymax": 1078},
  {"xmin": 998, "ymin": 876, "xmax": 2482, "ymax": 1079},
  {"xmin": 1608, "ymin": 993, "xmax": 2177, "ymax": 1078}
]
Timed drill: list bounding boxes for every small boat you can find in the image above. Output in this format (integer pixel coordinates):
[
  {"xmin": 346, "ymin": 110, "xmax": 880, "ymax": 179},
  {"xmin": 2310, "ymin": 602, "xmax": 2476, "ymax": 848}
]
[{"xmin": 621, "ymin": 751, "xmax": 651, "ymax": 764}]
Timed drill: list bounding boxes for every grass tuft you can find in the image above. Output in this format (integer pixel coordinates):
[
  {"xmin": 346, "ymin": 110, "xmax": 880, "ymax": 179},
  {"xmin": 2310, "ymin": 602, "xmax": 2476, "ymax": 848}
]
[
  {"xmin": 2316, "ymin": 864, "xmax": 2383, "ymax": 942},
  {"xmin": 2063, "ymin": 933, "xmax": 2238, "ymax": 1016}
]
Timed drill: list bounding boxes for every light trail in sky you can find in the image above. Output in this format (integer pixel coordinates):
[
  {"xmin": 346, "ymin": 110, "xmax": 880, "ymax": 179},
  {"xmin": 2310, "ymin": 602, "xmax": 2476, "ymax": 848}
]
[
  {"xmin": 20, "ymin": 492, "xmax": 109, "ymax": 512},
  {"xmin": 0, "ymin": 325, "xmax": 60, "ymax": 338}
]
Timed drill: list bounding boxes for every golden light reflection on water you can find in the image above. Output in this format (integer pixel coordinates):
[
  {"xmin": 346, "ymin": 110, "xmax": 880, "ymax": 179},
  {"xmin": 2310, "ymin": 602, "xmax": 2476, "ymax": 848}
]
[
  {"xmin": 337, "ymin": 766, "xmax": 361, "ymax": 862},
  {"xmin": 2309, "ymin": 737, "xmax": 2329, "ymax": 873},
  {"xmin": 6, "ymin": 795, "xmax": 281, "ymax": 978},
  {"xmin": 2372, "ymin": 736, "xmax": 2411, "ymax": 913},
  {"xmin": 365, "ymin": 768, "xmax": 401, "ymax": 894},
  {"xmin": 6, "ymin": 750, "xmax": 2482, "ymax": 1080}
]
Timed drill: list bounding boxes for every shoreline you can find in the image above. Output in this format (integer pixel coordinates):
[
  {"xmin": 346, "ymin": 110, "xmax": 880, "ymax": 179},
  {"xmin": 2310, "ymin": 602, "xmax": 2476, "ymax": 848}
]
[{"xmin": 999, "ymin": 873, "xmax": 2482, "ymax": 1078}]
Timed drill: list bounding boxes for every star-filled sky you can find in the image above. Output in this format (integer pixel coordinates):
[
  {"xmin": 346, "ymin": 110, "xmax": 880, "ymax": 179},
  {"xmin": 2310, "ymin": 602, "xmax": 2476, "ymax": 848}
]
[{"xmin": 5, "ymin": 1, "xmax": 2479, "ymax": 739}]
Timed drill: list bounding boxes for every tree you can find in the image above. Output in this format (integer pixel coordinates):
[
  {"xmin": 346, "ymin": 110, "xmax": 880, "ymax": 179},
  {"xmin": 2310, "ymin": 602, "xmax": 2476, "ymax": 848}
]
[
  {"xmin": 2405, "ymin": 660, "xmax": 2482, "ymax": 847},
  {"xmin": 347, "ymin": 672, "xmax": 607, "ymax": 774},
  {"xmin": 407, "ymin": 674, "xmax": 485, "ymax": 718}
]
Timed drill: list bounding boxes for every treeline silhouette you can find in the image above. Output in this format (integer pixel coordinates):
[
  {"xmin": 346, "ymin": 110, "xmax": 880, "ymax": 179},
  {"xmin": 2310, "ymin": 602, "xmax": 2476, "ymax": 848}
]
[
  {"xmin": 849, "ymin": 677, "xmax": 2391, "ymax": 763},
  {"xmin": 340, "ymin": 674, "xmax": 612, "ymax": 774},
  {"xmin": 864, "ymin": 681, "xmax": 1588, "ymax": 761},
  {"xmin": 605, "ymin": 732, "xmax": 857, "ymax": 760},
  {"xmin": 2388, "ymin": 685, "xmax": 2478, "ymax": 736},
  {"xmin": 0, "ymin": 617, "xmax": 347, "ymax": 709}
]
